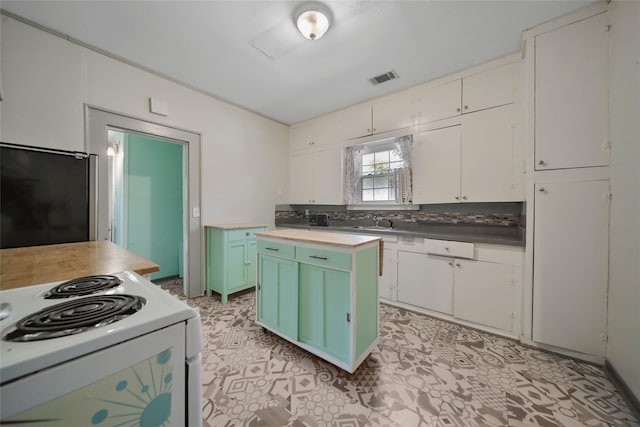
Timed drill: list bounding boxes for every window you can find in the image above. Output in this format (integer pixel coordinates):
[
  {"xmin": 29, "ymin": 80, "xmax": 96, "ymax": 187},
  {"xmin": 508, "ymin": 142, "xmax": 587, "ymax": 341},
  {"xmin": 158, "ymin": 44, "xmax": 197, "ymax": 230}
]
[
  {"xmin": 343, "ymin": 135, "xmax": 413, "ymax": 205},
  {"xmin": 361, "ymin": 148, "xmax": 403, "ymax": 202}
]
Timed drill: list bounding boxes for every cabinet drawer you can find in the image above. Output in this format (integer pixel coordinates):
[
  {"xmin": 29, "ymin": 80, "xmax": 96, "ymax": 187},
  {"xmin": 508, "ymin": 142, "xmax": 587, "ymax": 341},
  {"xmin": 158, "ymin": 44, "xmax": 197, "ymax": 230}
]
[
  {"xmin": 425, "ymin": 239, "xmax": 474, "ymax": 259},
  {"xmin": 257, "ymin": 240, "xmax": 295, "ymax": 259},
  {"xmin": 228, "ymin": 227, "xmax": 265, "ymax": 242},
  {"xmin": 296, "ymin": 246, "xmax": 352, "ymax": 271}
]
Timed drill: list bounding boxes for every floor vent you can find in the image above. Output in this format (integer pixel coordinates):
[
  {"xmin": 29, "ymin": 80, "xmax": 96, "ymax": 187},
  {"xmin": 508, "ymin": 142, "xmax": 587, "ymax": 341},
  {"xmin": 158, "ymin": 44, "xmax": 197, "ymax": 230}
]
[{"xmin": 369, "ymin": 70, "xmax": 399, "ymax": 86}]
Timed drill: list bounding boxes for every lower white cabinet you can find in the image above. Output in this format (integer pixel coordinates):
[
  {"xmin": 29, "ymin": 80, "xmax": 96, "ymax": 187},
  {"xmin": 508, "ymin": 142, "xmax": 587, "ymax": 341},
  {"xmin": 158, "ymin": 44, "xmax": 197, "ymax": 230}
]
[
  {"xmin": 397, "ymin": 251, "xmax": 453, "ymax": 315},
  {"xmin": 391, "ymin": 239, "xmax": 523, "ymax": 336},
  {"xmin": 454, "ymin": 259, "xmax": 516, "ymax": 332},
  {"xmin": 379, "ymin": 243, "xmax": 397, "ymax": 301}
]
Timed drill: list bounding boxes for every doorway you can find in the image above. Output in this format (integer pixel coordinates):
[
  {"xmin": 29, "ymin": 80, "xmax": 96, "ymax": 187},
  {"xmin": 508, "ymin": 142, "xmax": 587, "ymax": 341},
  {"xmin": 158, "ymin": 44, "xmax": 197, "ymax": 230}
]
[
  {"xmin": 108, "ymin": 130, "xmax": 184, "ymax": 281},
  {"xmin": 85, "ymin": 106, "xmax": 202, "ymax": 298}
]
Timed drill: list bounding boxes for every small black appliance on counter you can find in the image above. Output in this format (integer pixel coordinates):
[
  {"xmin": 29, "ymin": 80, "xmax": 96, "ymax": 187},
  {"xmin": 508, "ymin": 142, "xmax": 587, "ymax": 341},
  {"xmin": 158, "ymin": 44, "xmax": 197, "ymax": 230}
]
[{"xmin": 309, "ymin": 214, "xmax": 330, "ymax": 226}]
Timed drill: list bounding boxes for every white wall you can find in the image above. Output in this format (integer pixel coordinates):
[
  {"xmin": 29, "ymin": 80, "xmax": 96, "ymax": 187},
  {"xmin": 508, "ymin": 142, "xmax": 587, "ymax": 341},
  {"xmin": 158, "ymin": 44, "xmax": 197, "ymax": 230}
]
[
  {"xmin": 607, "ymin": 0, "xmax": 640, "ymax": 400},
  {"xmin": 0, "ymin": 15, "xmax": 289, "ymax": 228}
]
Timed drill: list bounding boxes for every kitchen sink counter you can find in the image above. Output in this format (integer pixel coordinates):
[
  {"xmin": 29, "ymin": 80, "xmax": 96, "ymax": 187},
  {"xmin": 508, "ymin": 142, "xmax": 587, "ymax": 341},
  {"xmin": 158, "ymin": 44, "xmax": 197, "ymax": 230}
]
[
  {"xmin": 276, "ymin": 223, "xmax": 525, "ymax": 247},
  {"xmin": 0, "ymin": 240, "xmax": 160, "ymax": 290}
]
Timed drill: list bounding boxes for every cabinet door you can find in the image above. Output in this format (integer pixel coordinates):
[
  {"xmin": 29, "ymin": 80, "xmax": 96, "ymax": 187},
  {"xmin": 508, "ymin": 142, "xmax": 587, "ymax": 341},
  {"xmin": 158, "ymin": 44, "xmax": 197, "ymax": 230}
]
[
  {"xmin": 227, "ymin": 241, "xmax": 248, "ymax": 290},
  {"xmin": 534, "ymin": 13, "xmax": 609, "ymax": 170},
  {"xmin": 462, "ymin": 62, "xmax": 514, "ymax": 113},
  {"xmin": 414, "ymin": 80, "xmax": 462, "ymax": 124},
  {"xmin": 246, "ymin": 240, "xmax": 258, "ymax": 286},
  {"xmin": 533, "ymin": 180, "xmax": 609, "ymax": 356},
  {"xmin": 412, "ymin": 126, "xmax": 461, "ymax": 204},
  {"xmin": 460, "ymin": 105, "xmax": 516, "ymax": 202},
  {"xmin": 312, "ymin": 148, "xmax": 342, "ymax": 204},
  {"xmin": 397, "ymin": 251, "xmax": 454, "ymax": 315},
  {"xmin": 299, "ymin": 264, "xmax": 351, "ymax": 362},
  {"xmin": 372, "ymin": 89, "xmax": 415, "ymax": 134},
  {"xmin": 454, "ymin": 259, "xmax": 514, "ymax": 332},
  {"xmin": 289, "ymin": 152, "xmax": 314, "ymax": 204},
  {"xmin": 258, "ymin": 255, "xmax": 299, "ymax": 339},
  {"xmin": 379, "ymin": 245, "xmax": 397, "ymax": 301},
  {"xmin": 338, "ymin": 104, "xmax": 372, "ymax": 140}
]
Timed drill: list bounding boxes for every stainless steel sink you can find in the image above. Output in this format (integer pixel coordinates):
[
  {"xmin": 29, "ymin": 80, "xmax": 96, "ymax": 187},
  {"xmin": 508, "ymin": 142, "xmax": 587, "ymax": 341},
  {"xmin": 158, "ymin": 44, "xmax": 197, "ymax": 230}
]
[{"xmin": 344, "ymin": 225, "xmax": 394, "ymax": 231}]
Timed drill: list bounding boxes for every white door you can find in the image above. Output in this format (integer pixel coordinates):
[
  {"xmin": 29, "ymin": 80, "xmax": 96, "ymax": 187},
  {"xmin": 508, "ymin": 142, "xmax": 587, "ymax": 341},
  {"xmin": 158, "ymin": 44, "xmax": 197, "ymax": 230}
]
[
  {"xmin": 460, "ymin": 105, "xmax": 516, "ymax": 202},
  {"xmin": 462, "ymin": 62, "xmax": 514, "ymax": 113},
  {"xmin": 533, "ymin": 180, "xmax": 609, "ymax": 356},
  {"xmin": 414, "ymin": 80, "xmax": 462, "ymax": 124},
  {"xmin": 312, "ymin": 148, "xmax": 342, "ymax": 204},
  {"xmin": 454, "ymin": 259, "xmax": 514, "ymax": 332},
  {"xmin": 289, "ymin": 152, "xmax": 314, "ymax": 204},
  {"xmin": 412, "ymin": 126, "xmax": 461, "ymax": 204},
  {"xmin": 397, "ymin": 251, "xmax": 454, "ymax": 314},
  {"xmin": 534, "ymin": 12, "xmax": 609, "ymax": 170}
]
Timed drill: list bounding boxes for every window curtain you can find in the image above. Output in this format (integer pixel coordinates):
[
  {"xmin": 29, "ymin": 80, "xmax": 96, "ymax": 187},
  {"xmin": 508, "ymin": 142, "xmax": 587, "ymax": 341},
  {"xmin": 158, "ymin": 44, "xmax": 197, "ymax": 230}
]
[
  {"xmin": 343, "ymin": 145, "xmax": 363, "ymax": 204},
  {"xmin": 394, "ymin": 135, "xmax": 413, "ymax": 203}
]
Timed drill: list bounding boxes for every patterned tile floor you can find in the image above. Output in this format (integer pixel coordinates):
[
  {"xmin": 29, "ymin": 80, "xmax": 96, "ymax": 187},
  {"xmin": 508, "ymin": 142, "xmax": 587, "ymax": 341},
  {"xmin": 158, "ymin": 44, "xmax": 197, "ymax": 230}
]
[{"xmin": 156, "ymin": 279, "xmax": 639, "ymax": 427}]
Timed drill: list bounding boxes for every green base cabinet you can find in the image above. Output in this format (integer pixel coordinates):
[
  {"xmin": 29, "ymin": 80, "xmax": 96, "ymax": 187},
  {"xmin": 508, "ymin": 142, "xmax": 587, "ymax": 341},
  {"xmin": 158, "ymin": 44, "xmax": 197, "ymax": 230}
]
[
  {"xmin": 206, "ymin": 225, "xmax": 266, "ymax": 304},
  {"xmin": 256, "ymin": 231, "xmax": 380, "ymax": 373}
]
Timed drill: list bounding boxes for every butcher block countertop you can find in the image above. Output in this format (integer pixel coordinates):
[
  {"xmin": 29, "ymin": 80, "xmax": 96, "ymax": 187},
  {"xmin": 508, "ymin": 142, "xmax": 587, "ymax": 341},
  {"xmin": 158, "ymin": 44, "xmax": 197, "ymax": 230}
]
[
  {"xmin": 0, "ymin": 241, "xmax": 160, "ymax": 290},
  {"xmin": 256, "ymin": 229, "xmax": 382, "ymax": 249}
]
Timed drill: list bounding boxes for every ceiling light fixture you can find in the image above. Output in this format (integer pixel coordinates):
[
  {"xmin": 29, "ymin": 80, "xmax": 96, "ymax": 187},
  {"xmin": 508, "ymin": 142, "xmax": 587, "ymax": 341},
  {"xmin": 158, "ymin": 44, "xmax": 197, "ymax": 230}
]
[{"xmin": 295, "ymin": 3, "xmax": 331, "ymax": 41}]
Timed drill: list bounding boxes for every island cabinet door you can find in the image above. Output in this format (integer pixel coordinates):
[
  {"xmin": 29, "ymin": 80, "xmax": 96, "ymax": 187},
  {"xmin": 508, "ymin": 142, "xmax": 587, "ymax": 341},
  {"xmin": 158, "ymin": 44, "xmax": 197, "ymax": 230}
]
[
  {"xmin": 258, "ymin": 255, "xmax": 299, "ymax": 339},
  {"xmin": 298, "ymin": 264, "xmax": 351, "ymax": 363}
]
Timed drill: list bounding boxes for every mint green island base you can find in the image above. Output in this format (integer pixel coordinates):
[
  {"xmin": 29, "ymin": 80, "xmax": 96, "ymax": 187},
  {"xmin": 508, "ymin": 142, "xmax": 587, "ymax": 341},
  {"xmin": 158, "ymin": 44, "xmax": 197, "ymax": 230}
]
[
  {"xmin": 255, "ymin": 229, "xmax": 381, "ymax": 373},
  {"xmin": 206, "ymin": 224, "xmax": 267, "ymax": 304}
]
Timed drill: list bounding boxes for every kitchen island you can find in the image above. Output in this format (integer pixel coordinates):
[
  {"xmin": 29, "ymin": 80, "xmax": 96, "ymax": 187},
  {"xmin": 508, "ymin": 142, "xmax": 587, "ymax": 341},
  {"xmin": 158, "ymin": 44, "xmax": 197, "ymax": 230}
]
[
  {"xmin": 255, "ymin": 229, "xmax": 382, "ymax": 373},
  {"xmin": 0, "ymin": 240, "xmax": 160, "ymax": 290}
]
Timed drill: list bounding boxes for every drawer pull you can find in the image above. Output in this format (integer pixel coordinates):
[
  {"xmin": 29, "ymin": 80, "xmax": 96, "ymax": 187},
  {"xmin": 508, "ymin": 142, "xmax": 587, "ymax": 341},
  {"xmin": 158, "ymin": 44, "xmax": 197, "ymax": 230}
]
[
  {"xmin": 309, "ymin": 255, "xmax": 328, "ymax": 261},
  {"xmin": 246, "ymin": 232, "xmax": 251, "ymax": 236},
  {"xmin": 265, "ymin": 247, "xmax": 279, "ymax": 252}
]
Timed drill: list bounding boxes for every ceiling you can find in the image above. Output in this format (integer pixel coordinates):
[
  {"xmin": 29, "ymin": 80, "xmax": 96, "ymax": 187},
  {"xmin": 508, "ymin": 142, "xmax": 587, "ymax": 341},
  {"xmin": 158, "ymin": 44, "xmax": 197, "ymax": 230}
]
[{"xmin": 2, "ymin": 1, "xmax": 594, "ymax": 125}]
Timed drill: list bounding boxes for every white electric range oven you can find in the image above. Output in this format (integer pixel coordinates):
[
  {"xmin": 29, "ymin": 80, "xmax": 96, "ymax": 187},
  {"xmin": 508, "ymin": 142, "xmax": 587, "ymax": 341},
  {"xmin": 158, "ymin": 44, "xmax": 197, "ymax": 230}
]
[{"xmin": 0, "ymin": 271, "xmax": 202, "ymax": 426}]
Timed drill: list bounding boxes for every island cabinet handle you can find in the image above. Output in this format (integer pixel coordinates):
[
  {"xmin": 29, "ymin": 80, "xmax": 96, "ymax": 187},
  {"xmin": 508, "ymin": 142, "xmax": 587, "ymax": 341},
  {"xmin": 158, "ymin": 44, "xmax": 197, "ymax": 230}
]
[
  {"xmin": 309, "ymin": 255, "xmax": 328, "ymax": 261},
  {"xmin": 265, "ymin": 247, "xmax": 279, "ymax": 251}
]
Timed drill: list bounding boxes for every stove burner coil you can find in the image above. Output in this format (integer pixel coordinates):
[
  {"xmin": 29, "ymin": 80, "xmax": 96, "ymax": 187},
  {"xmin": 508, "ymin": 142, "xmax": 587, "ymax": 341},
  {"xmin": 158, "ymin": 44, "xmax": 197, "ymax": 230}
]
[
  {"xmin": 45, "ymin": 275, "xmax": 124, "ymax": 298},
  {"xmin": 4, "ymin": 295, "xmax": 146, "ymax": 342}
]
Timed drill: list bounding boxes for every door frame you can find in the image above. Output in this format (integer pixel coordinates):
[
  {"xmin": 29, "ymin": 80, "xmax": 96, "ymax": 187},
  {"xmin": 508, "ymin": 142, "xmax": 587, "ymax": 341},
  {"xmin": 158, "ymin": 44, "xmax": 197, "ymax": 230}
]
[{"xmin": 85, "ymin": 105, "xmax": 202, "ymax": 298}]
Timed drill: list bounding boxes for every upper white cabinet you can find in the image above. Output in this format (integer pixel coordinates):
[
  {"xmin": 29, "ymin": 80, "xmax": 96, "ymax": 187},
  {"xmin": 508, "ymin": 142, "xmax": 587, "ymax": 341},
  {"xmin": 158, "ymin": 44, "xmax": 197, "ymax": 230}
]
[
  {"xmin": 532, "ymin": 179, "xmax": 609, "ymax": 357},
  {"xmin": 337, "ymin": 104, "xmax": 372, "ymax": 140},
  {"xmin": 289, "ymin": 148, "xmax": 342, "ymax": 204},
  {"xmin": 413, "ymin": 80, "xmax": 462, "ymax": 124},
  {"xmin": 413, "ymin": 104, "xmax": 519, "ymax": 204},
  {"xmin": 413, "ymin": 125, "xmax": 461, "ymax": 204},
  {"xmin": 372, "ymin": 89, "xmax": 416, "ymax": 134},
  {"xmin": 460, "ymin": 104, "xmax": 519, "ymax": 202},
  {"xmin": 290, "ymin": 116, "xmax": 337, "ymax": 152},
  {"xmin": 534, "ymin": 12, "xmax": 609, "ymax": 170},
  {"xmin": 462, "ymin": 62, "xmax": 515, "ymax": 113}
]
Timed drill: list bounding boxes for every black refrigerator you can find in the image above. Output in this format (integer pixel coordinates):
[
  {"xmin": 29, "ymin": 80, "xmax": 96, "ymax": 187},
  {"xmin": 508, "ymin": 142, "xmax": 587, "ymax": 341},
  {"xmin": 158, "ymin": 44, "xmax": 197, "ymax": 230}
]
[{"xmin": 0, "ymin": 143, "xmax": 97, "ymax": 249}]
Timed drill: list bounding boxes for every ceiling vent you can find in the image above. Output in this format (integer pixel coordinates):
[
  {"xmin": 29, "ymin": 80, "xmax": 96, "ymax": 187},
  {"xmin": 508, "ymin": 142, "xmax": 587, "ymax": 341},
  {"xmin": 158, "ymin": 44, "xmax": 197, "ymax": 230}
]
[{"xmin": 369, "ymin": 70, "xmax": 399, "ymax": 86}]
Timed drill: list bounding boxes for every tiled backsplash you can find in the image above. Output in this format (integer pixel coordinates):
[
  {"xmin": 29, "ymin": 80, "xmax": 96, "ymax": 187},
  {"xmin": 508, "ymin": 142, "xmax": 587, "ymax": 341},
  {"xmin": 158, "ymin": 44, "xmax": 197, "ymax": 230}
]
[{"xmin": 276, "ymin": 202, "xmax": 524, "ymax": 227}]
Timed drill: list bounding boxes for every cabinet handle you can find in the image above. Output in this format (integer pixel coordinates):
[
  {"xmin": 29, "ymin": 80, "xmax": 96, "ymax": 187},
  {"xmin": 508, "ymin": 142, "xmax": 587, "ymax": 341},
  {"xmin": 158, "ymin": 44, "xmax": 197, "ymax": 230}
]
[
  {"xmin": 367, "ymin": 128, "xmax": 371, "ymax": 133},
  {"xmin": 448, "ymin": 262, "xmax": 453, "ymax": 266},
  {"xmin": 265, "ymin": 247, "xmax": 279, "ymax": 252},
  {"xmin": 538, "ymin": 187, "xmax": 546, "ymax": 192},
  {"xmin": 463, "ymin": 105, "xmax": 469, "ymax": 110},
  {"xmin": 538, "ymin": 160, "xmax": 546, "ymax": 166},
  {"xmin": 346, "ymin": 313, "xmax": 351, "ymax": 322},
  {"xmin": 456, "ymin": 263, "xmax": 461, "ymax": 267},
  {"xmin": 444, "ymin": 247, "xmax": 450, "ymax": 251},
  {"xmin": 309, "ymin": 255, "xmax": 328, "ymax": 261},
  {"xmin": 455, "ymin": 196, "xmax": 460, "ymax": 200},
  {"xmin": 246, "ymin": 232, "xmax": 250, "ymax": 236},
  {"xmin": 456, "ymin": 107, "xmax": 461, "ymax": 112},
  {"xmin": 462, "ymin": 195, "xmax": 467, "ymax": 200}
]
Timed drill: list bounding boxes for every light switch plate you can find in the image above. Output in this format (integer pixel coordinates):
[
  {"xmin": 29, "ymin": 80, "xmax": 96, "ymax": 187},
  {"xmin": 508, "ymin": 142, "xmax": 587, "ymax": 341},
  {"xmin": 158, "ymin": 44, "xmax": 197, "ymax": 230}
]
[{"xmin": 192, "ymin": 207, "xmax": 200, "ymax": 218}]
